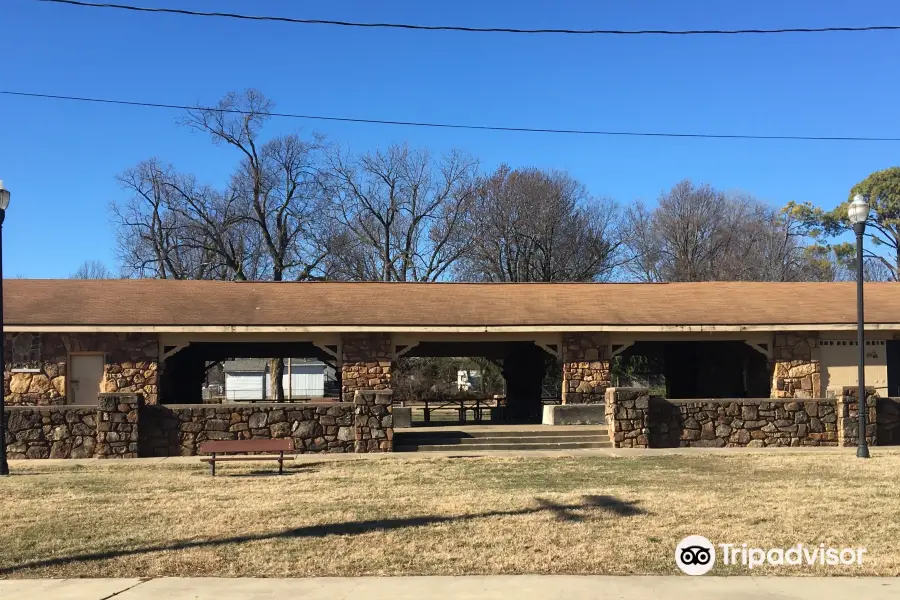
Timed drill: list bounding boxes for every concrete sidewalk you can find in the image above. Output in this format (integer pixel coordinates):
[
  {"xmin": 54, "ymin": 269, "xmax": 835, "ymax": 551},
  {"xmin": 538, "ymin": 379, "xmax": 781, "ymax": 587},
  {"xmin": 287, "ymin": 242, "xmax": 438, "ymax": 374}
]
[{"xmin": 0, "ymin": 576, "xmax": 897, "ymax": 599}]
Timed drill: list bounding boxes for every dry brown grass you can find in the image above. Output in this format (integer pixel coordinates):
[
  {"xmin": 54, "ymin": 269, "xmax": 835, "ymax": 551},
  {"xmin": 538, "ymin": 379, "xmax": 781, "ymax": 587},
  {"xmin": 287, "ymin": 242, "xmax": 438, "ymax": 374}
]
[{"xmin": 1, "ymin": 451, "xmax": 899, "ymax": 578}]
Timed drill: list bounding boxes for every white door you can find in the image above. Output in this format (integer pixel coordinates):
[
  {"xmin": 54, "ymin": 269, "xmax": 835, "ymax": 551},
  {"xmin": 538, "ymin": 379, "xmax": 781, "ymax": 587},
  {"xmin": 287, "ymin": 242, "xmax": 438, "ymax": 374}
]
[
  {"xmin": 291, "ymin": 364, "xmax": 325, "ymax": 397},
  {"xmin": 70, "ymin": 354, "xmax": 105, "ymax": 405},
  {"xmin": 227, "ymin": 372, "xmax": 267, "ymax": 401}
]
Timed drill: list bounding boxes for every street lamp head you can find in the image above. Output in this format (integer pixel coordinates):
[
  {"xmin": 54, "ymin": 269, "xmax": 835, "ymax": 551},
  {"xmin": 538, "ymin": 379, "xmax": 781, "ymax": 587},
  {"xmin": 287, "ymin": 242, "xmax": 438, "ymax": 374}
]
[
  {"xmin": 848, "ymin": 194, "xmax": 869, "ymax": 225},
  {"xmin": 0, "ymin": 180, "xmax": 10, "ymax": 211}
]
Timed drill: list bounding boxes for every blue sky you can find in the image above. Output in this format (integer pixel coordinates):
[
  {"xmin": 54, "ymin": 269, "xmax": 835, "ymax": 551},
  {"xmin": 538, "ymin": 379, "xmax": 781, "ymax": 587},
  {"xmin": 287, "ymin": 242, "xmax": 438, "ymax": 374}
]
[{"xmin": 2, "ymin": 0, "xmax": 899, "ymax": 277}]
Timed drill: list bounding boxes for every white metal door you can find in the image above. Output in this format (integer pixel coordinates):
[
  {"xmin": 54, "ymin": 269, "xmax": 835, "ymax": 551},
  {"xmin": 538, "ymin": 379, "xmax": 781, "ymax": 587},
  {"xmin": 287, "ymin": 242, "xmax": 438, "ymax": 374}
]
[
  {"xmin": 293, "ymin": 364, "xmax": 325, "ymax": 397},
  {"xmin": 227, "ymin": 372, "xmax": 266, "ymax": 401},
  {"xmin": 70, "ymin": 354, "xmax": 104, "ymax": 405}
]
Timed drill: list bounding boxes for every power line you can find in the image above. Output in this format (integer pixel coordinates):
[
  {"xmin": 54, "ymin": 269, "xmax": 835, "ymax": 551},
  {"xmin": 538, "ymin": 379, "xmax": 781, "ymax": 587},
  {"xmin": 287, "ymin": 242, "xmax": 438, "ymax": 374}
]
[
  {"xmin": 36, "ymin": 0, "xmax": 900, "ymax": 36},
  {"xmin": 2, "ymin": 89, "xmax": 898, "ymax": 142}
]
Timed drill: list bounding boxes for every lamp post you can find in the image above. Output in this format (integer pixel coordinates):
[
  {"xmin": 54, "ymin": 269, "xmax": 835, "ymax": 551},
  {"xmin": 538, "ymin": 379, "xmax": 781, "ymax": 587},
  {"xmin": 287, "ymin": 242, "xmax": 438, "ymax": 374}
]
[
  {"xmin": 0, "ymin": 180, "xmax": 10, "ymax": 476},
  {"xmin": 848, "ymin": 193, "xmax": 870, "ymax": 459}
]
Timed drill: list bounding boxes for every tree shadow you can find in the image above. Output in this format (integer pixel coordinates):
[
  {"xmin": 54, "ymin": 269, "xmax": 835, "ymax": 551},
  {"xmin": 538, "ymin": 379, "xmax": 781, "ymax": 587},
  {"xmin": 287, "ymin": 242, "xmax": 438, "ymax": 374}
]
[
  {"xmin": 0, "ymin": 495, "xmax": 646, "ymax": 575},
  {"xmin": 536, "ymin": 495, "xmax": 644, "ymax": 521}
]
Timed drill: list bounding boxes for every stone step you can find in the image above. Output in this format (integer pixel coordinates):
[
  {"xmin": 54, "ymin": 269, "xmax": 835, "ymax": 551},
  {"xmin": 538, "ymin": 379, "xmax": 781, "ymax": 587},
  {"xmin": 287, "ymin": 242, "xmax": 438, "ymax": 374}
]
[
  {"xmin": 394, "ymin": 427, "xmax": 608, "ymax": 440},
  {"xmin": 395, "ymin": 434, "xmax": 610, "ymax": 446},
  {"xmin": 395, "ymin": 440, "xmax": 613, "ymax": 452}
]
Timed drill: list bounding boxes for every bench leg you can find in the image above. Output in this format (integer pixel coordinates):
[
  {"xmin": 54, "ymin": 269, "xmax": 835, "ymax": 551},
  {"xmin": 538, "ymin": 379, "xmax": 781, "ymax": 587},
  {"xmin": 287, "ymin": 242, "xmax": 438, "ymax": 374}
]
[
  {"xmin": 210, "ymin": 453, "xmax": 216, "ymax": 477},
  {"xmin": 279, "ymin": 451, "xmax": 284, "ymax": 475}
]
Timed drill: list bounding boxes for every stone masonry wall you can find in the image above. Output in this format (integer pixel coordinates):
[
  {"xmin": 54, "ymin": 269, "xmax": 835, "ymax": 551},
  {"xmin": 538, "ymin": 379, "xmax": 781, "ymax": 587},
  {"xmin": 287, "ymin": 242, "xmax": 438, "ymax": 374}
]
[
  {"xmin": 3, "ymin": 333, "xmax": 158, "ymax": 406},
  {"xmin": 354, "ymin": 390, "xmax": 393, "ymax": 452},
  {"xmin": 140, "ymin": 402, "xmax": 357, "ymax": 456},
  {"xmin": 649, "ymin": 398, "xmax": 838, "ymax": 448},
  {"xmin": 837, "ymin": 388, "xmax": 878, "ymax": 447},
  {"xmin": 771, "ymin": 333, "xmax": 821, "ymax": 399},
  {"xmin": 341, "ymin": 333, "xmax": 393, "ymax": 402},
  {"xmin": 563, "ymin": 333, "xmax": 610, "ymax": 404},
  {"xmin": 877, "ymin": 397, "xmax": 900, "ymax": 446},
  {"xmin": 604, "ymin": 387, "xmax": 649, "ymax": 448},
  {"xmin": 96, "ymin": 393, "xmax": 141, "ymax": 458},
  {"xmin": 3, "ymin": 406, "xmax": 97, "ymax": 459}
]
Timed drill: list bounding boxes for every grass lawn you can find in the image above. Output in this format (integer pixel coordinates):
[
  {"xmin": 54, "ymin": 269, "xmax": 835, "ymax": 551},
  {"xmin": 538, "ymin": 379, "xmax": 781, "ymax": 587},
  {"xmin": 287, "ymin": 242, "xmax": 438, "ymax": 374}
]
[{"xmin": 1, "ymin": 451, "xmax": 899, "ymax": 578}]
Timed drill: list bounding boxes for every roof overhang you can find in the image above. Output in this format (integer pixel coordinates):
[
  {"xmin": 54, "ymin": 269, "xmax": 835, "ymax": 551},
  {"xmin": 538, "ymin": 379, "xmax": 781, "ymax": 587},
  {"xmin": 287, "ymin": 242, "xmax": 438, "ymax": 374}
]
[{"xmin": 5, "ymin": 323, "xmax": 899, "ymax": 334}]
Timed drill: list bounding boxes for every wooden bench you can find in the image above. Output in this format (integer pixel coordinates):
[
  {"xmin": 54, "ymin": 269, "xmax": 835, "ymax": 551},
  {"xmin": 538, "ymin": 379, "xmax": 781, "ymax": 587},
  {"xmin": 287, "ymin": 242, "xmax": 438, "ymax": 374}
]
[{"xmin": 199, "ymin": 439, "xmax": 294, "ymax": 476}]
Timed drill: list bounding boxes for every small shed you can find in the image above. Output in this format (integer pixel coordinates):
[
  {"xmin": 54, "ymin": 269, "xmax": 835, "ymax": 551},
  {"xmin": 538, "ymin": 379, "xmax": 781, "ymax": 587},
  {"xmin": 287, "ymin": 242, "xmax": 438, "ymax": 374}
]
[{"xmin": 223, "ymin": 358, "xmax": 335, "ymax": 400}]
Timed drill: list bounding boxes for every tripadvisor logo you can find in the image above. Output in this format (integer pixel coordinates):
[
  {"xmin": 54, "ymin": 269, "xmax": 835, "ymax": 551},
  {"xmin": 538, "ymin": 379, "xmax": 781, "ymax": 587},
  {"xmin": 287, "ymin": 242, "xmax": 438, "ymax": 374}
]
[
  {"xmin": 675, "ymin": 536, "xmax": 868, "ymax": 575},
  {"xmin": 675, "ymin": 535, "xmax": 715, "ymax": 576}
]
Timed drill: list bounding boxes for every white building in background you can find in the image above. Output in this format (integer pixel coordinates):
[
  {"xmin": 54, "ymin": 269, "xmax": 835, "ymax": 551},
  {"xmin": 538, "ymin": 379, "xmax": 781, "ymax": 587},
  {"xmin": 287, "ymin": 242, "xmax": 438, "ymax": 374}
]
[
  {"xmin": 223, "ymin": 358, "xmax": 337, "ymax": 401},
  {"xmin": 457, "ymin": 369, "xmax": 482, "ymax": 392}
]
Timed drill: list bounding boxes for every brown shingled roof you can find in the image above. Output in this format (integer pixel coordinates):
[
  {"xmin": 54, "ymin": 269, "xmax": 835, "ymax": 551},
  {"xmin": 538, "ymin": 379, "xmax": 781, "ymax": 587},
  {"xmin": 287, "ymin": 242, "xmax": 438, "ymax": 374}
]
[{"xmin": 3, "ymin": 279, "xmax": 900, "ymax": 331}]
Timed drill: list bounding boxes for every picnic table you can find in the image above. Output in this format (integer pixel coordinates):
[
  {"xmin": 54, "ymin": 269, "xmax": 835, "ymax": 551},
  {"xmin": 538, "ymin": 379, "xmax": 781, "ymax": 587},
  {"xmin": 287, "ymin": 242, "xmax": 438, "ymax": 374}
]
[{"xmin": 396, "ymin": 397, "xmax": 507, "ymax": 424}]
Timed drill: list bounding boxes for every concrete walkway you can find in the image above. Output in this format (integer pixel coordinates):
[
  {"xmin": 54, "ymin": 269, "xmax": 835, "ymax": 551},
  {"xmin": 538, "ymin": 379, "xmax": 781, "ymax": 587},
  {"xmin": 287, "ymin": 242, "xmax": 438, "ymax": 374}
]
[{"xmin": 0, "ymin": 576, "xmax": 897, "ymax": 599}]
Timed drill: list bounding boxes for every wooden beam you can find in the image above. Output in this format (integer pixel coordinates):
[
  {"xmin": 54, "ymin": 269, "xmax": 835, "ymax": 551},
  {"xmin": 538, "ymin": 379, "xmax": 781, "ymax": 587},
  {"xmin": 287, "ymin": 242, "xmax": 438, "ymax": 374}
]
[
  {"xmin": 7, "ymin": 323, "xmax": 900, "ymax": 334},
  {"xmin": 744, "ymin": 341, "xmax": 772, "ymax": 359}
]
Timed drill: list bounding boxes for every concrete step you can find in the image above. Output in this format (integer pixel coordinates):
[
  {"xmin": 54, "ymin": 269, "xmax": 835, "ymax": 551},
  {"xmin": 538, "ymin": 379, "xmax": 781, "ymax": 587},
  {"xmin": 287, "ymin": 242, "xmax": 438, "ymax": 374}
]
[
  {"xmin": 395, "ymin": 440, "xmax": 613, "ymax": 452},
  {"xmin": 395, "ymin": 434, "xmax": 610, "ymax": 446},
  {"xmin": 395, "ymin": 427, "xmax": 608, "ymax": 440}
]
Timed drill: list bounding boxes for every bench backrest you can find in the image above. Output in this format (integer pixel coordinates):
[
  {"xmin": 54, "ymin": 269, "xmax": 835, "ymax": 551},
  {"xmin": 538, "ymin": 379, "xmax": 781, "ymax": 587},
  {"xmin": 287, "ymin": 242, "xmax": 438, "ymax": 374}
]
[{"xmin": 199, "ymin": 439, "xmax": 294, "ymax": 454}]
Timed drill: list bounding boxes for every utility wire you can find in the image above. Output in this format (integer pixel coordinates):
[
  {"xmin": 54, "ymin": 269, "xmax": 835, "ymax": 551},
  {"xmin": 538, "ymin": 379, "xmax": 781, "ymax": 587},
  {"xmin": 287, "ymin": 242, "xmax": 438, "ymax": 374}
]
[
  {"xmin": 35, "ymin": 0, "xmax": 900, "ymax": 36},
  {"xmin": 2, "ymin": 90, "xmax": 898, "ymax": 142}
]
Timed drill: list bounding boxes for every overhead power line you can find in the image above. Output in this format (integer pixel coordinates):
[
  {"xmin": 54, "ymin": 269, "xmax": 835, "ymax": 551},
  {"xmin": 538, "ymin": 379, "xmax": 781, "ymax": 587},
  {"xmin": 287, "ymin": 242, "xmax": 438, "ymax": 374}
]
[
  {"xmin": 36, "ymin": 0, "xmax": 900, "ymax": 36},
  {"xmin": 2, "ymin": 90, "xmax": 898, "ymax": 142}
]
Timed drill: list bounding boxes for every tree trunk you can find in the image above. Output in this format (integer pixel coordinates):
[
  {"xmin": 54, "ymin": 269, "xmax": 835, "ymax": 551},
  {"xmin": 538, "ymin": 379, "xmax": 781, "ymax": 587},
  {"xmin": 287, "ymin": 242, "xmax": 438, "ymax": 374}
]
[{"xmin": 270, "ymin": 358, "xmax": 285, "ymax": 401}]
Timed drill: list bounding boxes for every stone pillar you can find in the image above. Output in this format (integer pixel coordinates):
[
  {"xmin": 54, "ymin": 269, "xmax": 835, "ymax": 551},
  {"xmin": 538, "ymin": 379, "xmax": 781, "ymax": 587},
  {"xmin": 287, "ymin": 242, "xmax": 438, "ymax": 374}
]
[
  {"xmin": 100, "ymin": 334, "xmax": 160, "ymax": 405},
  {"xmin": 341, "ymin": 333, "xmax": 393, "ymax": 402},
  {"xmin": 837, "ymin": 387, "xmax": 877, "ymax": 447},
  {"xmin": 604, "ymin": 387, "xmax": 650, "ymax": 448},
  {"xmin": 562, "ymin": 333, "xmax": 610, "ymax": 404},
  {"xmin": 96, "ymin": 393, "xmax": 142, "ymax": 458},
  {"xmin": 354, "ymin": 389, "xmax": 393, "ymax": 453},
  {"xmin": 771, "ymin": 333, "xmax": 821, "ymax": 398}
]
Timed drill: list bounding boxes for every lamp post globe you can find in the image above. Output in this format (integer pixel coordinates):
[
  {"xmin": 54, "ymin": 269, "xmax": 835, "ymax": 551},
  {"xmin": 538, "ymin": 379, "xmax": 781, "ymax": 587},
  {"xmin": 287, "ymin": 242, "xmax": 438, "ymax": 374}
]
[
  {"xmin": 849, "ymin": 193, "xmax": 870, "ymax": 459},
  {"xmin": 849, "ymin": 194, "xmax": 869, "ymax": 225},
  {"xmin": 0, "ymin": 180, "xmax": 9, "ymax": 475},
  {"xmin": 0, "ymin": 181, "xmax": 10, "ymax": 212}
]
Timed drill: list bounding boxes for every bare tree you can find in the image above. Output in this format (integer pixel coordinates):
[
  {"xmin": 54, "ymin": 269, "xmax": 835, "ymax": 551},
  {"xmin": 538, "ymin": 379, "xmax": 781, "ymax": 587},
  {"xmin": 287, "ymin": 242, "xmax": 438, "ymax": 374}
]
[
  {"xmin": 322, "ymin": 143, "xmax": 478, "ymax": 281},
  {"xmin": 112, "ymin": 90, "xmax": 334, "ymax": 399},
  {"xmin": 457, "ymin": 165, "xmax": 622, "ymax": 282},
  {"xmin": 184, "ymin": 90, "xmax": 332, "ymax": 283},
  {"xmin": 623, "ymin": 180, "xmax": 820, "ymax": 282},
  {"xmin": 70, "ymin": 260, "xmax": 114, "ymax": 279},
  {"xmin": 113, "ymin": 159, "xmax": 251, "ymax": 280}
]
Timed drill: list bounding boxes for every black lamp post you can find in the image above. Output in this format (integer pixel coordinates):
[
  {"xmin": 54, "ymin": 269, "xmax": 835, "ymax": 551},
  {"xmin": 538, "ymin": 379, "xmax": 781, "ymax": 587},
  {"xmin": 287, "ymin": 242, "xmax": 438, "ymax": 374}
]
[
  {"xmin": 849, "ymin": 193, "xmax": 870, "ymax": 459},
  {"xmin": 0, "ymin": 180, "xmax": 10, "ymax": 476}
]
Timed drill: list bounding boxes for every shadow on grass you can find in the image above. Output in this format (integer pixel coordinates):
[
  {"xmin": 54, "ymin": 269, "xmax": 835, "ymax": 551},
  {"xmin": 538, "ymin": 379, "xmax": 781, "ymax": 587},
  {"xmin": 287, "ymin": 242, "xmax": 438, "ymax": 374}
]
[{"xmin": 0, "ymin": 495, "xmax": 646, "ymax": 575}]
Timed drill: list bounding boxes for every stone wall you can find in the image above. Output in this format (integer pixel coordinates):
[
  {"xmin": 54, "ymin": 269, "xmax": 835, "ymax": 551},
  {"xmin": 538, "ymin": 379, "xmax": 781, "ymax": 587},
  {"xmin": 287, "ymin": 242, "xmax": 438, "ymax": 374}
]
[
  {"xmin": 877, "ymin": 397, "xmax": 900, "ymax": 446},
  {"xmin": 562, "ymin": 333, "xmax": 610, "ymax": 404},
  {"xmin": 354, "ymin": 389, "xmax": 393, "ymax": 452},
  {"xmin": 649, "ymin": 398, "xmax": 839, "ymax": 448},
  {"xmin": 140, "ymin": 402, "xmax": 357, "ymax": 456},
  {"xmin": 604, "ymin": 387, "xmax": 649, "ymax": 448},
  {"xmin": 341, "ymin": 333, "xmax": 392, "ymax": 402},
  {"xmin": 3, "ymin": 406, "xmax": 97, "ymax": 459},
  {"xmin": 771, "ymin": 333, "xmax": 821, "ymax": 399},
  {"xmin": 96, "ymin": 393, "xmax": 141, "ymax": 458},
  {"xmin": 837, "ymin": 389, "xmax": 878, "ymax": 447},
  {"xmin": 3, "ymin": 333, "xmax": 159, "ymax": 406}
]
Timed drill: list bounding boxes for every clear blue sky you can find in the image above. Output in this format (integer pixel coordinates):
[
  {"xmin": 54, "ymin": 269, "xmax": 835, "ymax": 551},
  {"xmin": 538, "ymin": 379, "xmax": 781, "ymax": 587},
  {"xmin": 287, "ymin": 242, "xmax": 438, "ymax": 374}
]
[{"xmin": 2, "ymin": 0, "xmax": 899, "ymax": 277}]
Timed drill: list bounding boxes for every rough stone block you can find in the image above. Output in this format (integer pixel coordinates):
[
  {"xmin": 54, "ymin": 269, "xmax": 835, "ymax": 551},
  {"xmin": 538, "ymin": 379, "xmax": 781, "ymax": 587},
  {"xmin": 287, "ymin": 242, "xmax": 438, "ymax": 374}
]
[{"xmin": 542, "ymin": 404, "xmax": 606, "ymax": 425}]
